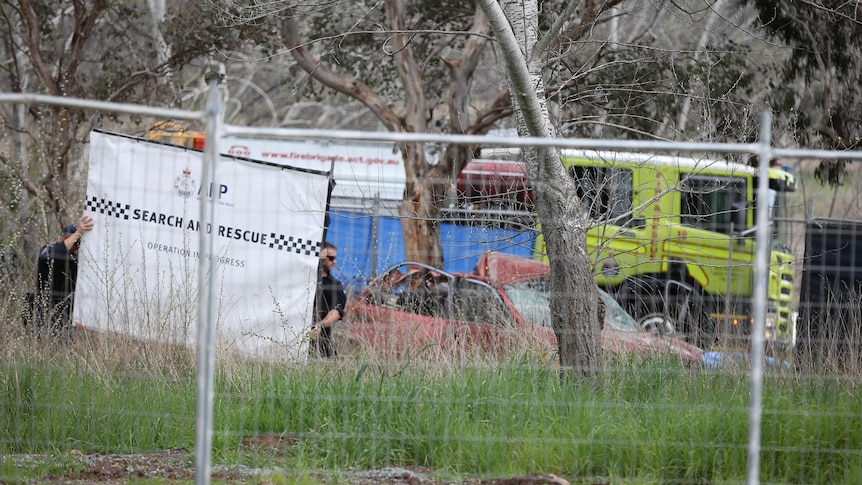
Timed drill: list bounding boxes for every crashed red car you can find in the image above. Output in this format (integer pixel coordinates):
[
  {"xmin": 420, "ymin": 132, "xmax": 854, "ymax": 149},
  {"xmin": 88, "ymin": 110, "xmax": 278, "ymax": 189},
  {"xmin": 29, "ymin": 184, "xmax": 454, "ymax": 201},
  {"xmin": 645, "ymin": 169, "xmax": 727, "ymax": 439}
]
[{"xmin": 337, "ymin": 252, "xmax": 703, "ymax": 364}]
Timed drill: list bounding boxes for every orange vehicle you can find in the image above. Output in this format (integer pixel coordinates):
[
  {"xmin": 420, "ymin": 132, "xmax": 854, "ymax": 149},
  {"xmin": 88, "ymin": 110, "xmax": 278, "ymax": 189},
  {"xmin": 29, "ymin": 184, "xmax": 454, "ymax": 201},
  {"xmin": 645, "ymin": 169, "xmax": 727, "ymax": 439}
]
[{"xmin": 146, "ymin": 121, "xmax": 205, "ymax": 150}]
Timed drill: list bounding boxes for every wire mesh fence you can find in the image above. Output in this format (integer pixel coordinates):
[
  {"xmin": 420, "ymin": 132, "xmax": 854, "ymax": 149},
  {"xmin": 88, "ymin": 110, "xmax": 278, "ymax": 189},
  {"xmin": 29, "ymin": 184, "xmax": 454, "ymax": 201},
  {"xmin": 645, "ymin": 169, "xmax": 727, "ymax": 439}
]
[{"xmin": 2, "ymin": 89, "xmax": 862, "ymax": 485}]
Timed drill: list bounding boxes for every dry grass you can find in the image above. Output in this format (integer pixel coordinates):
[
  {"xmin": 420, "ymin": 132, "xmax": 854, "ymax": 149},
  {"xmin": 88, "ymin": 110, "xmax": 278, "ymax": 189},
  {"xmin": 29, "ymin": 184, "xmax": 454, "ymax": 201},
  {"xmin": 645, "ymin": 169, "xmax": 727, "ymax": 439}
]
[
  {"xmin": 795, "ymin": 289, "xmax": 862, "ymax": 376},
  {"xmin": 329, "ymin": 323, "xmax": 557, "ymax": 371}
]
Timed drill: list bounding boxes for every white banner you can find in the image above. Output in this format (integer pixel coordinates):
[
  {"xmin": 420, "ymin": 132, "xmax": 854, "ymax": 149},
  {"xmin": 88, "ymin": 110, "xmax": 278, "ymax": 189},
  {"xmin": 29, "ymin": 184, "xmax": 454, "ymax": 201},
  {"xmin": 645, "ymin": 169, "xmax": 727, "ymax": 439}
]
[
  {"xmin": 74, "ymin": 131, "xmax": 331, "ymax": 360},
  {"xmin": 223, "ymin": 136, "xmax": 405, "ymax": 201}
]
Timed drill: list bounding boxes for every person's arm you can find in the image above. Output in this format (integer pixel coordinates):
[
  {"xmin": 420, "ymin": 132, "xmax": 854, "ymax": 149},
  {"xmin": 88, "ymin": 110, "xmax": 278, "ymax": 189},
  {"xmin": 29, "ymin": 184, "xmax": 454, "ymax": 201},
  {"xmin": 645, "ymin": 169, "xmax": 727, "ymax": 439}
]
[
  {"xmin": 310, "ymin": 280, "xmax": 347, "ymax": 339},
  {"xmin": 319, "ymin": 309, "xmax": 341, "ymax": 328},
  {"xmin": 319, "ymin": 281, "xmax": 347, "ymax": 328},
  {"xmin": 310, "ymin": 308, "xmax": 340, "ymax": 340},
  {"xmin": 62, "ymin": 229, "xmax": 83, "ymax": 252},
  {"xmin": 63, "ymin": 215, "xmax": 94, "ymax": 252}
]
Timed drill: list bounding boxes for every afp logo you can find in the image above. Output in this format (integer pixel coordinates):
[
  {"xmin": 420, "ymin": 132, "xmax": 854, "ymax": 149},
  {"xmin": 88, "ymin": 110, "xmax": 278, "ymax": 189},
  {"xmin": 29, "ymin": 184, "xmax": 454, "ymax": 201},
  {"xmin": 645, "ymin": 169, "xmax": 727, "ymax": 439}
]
[
  {"xmin": 174, "ymin": 168, "xmax": 196, "ymax": 198},
  {"xmin": 228, "ymin": 145, "xmax": 250, "ymax": 158},
  {"xmin": 199, "ymin": 182, "xmax": 229, "ymax": 200}
]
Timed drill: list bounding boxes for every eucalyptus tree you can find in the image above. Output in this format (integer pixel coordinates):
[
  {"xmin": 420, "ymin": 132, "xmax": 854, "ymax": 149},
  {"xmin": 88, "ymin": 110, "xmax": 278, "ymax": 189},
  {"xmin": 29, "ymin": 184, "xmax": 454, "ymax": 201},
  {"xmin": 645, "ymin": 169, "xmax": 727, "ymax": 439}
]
[
  {"xmin": 742, "ymin": 0, "xmax": 862, "ymax": 186},
  {"xmin": 0, "ymin": 0, "xmax": 251, "ymax": 240},
  {"xmin": 474, "ymin": 0, "xmax": 641, "ymax": 378},
  {"xmin": 242, "ymin": 0, "xmax": 514, "ymax": 267}
]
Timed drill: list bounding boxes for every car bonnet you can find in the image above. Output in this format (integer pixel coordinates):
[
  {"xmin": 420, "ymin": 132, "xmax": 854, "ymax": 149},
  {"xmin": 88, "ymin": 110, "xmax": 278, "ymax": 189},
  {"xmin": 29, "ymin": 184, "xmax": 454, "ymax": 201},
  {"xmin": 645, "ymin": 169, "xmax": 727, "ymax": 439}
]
[{"xmin": 474, "ymin": 251, "xmax": 549, "ymax": 285}]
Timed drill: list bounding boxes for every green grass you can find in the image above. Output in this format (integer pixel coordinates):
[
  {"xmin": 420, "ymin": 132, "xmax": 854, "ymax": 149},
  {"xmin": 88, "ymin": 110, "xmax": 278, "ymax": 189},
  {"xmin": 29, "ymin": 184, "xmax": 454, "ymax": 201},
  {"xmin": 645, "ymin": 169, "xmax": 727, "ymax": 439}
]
[
  {"xmin": 2, "ymin": 348, "xmax": 861, "ymax": 484},
  {"xmin": 0, "ymin": 361, "xmax": 196, "ymax": 454}
]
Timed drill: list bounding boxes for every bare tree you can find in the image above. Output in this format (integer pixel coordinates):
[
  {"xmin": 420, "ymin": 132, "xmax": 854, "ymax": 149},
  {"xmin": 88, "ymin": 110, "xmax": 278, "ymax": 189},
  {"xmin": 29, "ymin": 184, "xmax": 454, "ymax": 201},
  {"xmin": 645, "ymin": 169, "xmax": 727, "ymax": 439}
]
[
  {"xmin": 476, "ymin": 0, "xmax": 625, "ymax": 378},
  {"xmin": 0, "ymin": 0, "xmax": 251, "ymax": 240},
  {"xmin": 258, "ymin": 1, "xmax": 512, "ymax": 266}
]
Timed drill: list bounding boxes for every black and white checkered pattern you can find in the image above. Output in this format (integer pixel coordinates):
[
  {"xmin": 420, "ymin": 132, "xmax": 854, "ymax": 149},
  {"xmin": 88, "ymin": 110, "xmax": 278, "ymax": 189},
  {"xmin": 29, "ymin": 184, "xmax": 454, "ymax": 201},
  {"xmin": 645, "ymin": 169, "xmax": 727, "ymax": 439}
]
[
  {"xmin": 268, "ymin": 235, "xmax": 320, "ymax": 255},
  {"xmin": 86, "ymin": 196, "xmax": 131, "ymax": 220}
]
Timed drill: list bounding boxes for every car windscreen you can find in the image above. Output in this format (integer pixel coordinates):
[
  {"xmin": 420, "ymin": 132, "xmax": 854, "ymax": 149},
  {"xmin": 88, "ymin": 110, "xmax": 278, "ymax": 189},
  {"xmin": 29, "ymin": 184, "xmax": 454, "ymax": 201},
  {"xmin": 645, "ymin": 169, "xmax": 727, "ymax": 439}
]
[
  {"xmin": 599, "ymin": 290, "xmax": 641, "ymax": 332},
  {"xmin": 504, "ymin": 278, "xmax": 642, "ymax": 333},
  {"xmin": 503, "ymin": 279, "xmax": 551, "ymax": 328}
]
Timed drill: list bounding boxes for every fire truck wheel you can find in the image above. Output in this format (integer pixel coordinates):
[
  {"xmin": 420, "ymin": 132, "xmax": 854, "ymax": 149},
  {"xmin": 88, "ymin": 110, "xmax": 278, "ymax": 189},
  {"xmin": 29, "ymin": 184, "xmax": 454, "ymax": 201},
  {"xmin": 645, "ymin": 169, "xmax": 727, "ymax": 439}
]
[{"xmin": 626, "ymin": 279, "xmax": 714, "ymax": 347}]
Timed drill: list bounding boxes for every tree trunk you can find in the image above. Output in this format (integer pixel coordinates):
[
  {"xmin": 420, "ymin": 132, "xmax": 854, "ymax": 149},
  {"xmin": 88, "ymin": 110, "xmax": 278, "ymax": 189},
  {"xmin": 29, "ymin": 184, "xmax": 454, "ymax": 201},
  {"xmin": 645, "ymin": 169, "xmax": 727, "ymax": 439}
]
[
  {"xmin": 480, "ymin": 0, "xmax": 602, "ymax": 380},
  {"xmin": 384, "ymin": 0, "xmax": 444, "ymax": 267},
  {"xmin": 281, "ymin": 3, "xmax": 449, "ymax": 267},
  {"xmin": 399, "ymin": 143, "xmax": 444, "ymax": 265}
]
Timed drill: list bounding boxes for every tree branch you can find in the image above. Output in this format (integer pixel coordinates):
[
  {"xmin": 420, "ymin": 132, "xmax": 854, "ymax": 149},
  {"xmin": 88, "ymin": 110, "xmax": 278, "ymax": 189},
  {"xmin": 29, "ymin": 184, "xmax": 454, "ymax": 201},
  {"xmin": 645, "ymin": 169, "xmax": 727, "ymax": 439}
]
[
  {"xmin": 478, "ymin": 0, "xmax": 551, "ymax": 138},
  {"xmin": 469, "ymin": 87, "xmax": 513, "ymax": 135},
  {"xmin": 443, "ymin": 5, "xmax": 492, "ymax": 174},
  {"xmin": 66, "ymin": 0, "xmax": 109, "ymax": 81},
  {"xmin": 19, "ymin": 0, "xmax": 59, "ymax": 94},
  {"xmin": 552, "ymin": 0, "xmax": 627, "ymax": 56},
  {"xmin": 279, "ymin": 14, "xmax": 403, "ymax": 132},
  {"xmin": 385, "ymin": 0, "xmax": 425, "ymax": 133}
]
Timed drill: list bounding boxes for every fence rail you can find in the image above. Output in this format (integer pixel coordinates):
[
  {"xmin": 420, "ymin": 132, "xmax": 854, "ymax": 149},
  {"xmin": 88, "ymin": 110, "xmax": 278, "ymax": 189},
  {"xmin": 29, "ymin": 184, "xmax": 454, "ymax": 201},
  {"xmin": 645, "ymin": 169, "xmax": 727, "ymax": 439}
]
[{"xmin": 0, "ymin": 86, "xmax": 862, "ymax": 484}]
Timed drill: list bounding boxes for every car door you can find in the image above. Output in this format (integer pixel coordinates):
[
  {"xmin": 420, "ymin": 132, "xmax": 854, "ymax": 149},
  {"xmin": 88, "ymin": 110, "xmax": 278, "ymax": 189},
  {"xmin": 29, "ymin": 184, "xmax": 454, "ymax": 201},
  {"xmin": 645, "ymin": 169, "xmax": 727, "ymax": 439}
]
[
  {"xmin": 448, "ymin": 277, "xmax": 516, "ymax": 357},
  {"xmin": 349, "ymin": 265, "xmax": 451, "ymax": 358}
]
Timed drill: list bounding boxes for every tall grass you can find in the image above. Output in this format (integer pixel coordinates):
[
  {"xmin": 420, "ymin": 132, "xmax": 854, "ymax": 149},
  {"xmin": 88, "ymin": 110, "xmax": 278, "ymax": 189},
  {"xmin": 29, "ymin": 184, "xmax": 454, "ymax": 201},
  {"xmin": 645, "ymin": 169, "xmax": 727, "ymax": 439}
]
[{"xmin": 2, "ymin": 330, "xmax": 861, "ymax": 484}]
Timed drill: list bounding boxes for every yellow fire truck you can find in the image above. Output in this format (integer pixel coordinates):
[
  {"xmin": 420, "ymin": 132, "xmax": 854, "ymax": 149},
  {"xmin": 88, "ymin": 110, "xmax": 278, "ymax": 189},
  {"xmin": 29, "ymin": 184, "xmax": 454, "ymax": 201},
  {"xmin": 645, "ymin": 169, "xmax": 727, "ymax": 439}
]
[{"xmin": 477, "ymin": 149, "xmax": 797, "ymax": 349}]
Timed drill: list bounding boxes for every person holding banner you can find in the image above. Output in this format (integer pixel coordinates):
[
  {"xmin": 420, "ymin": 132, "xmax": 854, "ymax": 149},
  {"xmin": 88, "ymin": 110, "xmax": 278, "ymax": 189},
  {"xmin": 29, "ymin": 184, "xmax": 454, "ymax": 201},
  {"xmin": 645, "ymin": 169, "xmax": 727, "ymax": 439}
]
[
  {"xmin": 33, "ymin": 215, "xmax": 94, "ymax": 335},
  {"xmin": 309, "ymin": 241, "xmax": 347, "ymax": 358}
]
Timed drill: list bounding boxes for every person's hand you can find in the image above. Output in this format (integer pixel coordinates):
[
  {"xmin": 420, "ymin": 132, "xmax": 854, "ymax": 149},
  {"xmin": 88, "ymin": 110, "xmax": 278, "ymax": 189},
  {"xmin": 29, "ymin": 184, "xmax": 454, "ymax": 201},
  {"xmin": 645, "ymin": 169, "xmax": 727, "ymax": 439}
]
[
  {"xmin": 309, "ymin": 325, "xmax": 322, "ymax": 340},
  {"xmin": 78, "ymin": 215, "xmax": 94, "ymax": 233}
]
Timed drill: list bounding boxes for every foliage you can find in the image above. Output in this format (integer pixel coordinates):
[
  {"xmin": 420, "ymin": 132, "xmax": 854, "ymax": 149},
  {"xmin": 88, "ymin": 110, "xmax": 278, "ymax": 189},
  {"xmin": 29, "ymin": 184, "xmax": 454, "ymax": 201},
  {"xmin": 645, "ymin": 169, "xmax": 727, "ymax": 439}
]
[
  {"xmin": 215, "ymin": 0, "xmax": 480, "ymax": 122},
  {"xmin": 0, "ymin": 0, "xmax": 252, "ymax": 245},
  {"xmin": 555, "ymin": 36, "xmax": 762, "ymax": 142},
  {"xmin": 533, "ymin": 0, "xmax": 765, "ymax": 145},
  {"xmin": 744, "ymin": 0, "xmax": 862, "ymax": 185}
]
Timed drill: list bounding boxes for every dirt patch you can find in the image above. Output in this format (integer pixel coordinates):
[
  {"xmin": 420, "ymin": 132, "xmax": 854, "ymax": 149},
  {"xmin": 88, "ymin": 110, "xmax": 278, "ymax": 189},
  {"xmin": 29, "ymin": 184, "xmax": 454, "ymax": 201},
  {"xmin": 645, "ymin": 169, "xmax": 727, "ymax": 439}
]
[
  {"xmin": 5, "ymin": 446, "xmax": 593, "ymax": 484},
  {"xmin": 7, "ymin": 448, "xmax": 260, "ymax": 484},
  {"xmin": 63, "ymin": 448, "xmax": 193, "ymax": 483}
]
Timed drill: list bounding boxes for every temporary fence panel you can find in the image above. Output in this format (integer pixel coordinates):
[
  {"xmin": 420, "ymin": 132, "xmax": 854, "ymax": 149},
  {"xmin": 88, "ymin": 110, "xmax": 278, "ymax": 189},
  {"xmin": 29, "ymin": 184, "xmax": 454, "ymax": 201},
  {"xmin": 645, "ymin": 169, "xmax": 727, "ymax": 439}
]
[
  {"xmin": 4, "ymin": 91, "xmax": 862, "ymax": 485},
  {"xmin": 797, "ymin": 217, "xmax": 862, "ymax": 370}
]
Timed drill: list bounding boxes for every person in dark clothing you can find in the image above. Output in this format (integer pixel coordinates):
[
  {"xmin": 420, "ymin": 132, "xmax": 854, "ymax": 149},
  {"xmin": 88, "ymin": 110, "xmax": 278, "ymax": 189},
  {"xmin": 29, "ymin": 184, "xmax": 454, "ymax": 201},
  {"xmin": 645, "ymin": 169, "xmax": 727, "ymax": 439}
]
[
  {"xmin": 309, "ymin": 241, "xmax": 347, "ymax": 358},
  {"xmin": 34, "ymin": 215, "xmax": 94, "ymax": 334}
]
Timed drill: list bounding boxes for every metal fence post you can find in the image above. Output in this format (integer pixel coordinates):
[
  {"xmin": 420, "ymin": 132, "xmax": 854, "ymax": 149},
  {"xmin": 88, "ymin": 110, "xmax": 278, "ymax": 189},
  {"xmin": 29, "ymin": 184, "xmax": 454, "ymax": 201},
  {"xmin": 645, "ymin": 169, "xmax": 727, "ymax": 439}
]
[
  {"xmin": 747, "ymin": 110, "xmax": 773, "ymax": 485},
  {"xmin": 194, "ymin": 79, "xmax": 223, "ymax": 485}
]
